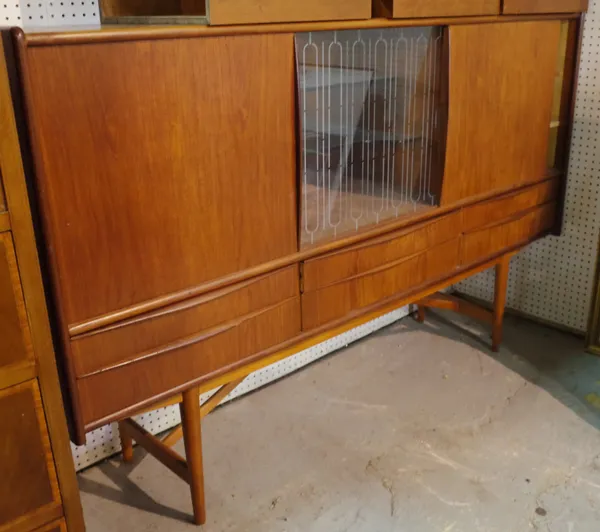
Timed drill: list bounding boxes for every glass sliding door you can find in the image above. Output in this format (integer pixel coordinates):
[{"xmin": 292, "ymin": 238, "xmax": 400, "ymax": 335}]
[{"xmin": 295, "ymin": 27, "xmax": 447, "ymax": 247}]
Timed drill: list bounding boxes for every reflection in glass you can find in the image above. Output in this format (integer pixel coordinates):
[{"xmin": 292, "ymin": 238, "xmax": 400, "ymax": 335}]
[{"xmin": 296, "ymin": 28, "xmax": 445, "ymax": 247}]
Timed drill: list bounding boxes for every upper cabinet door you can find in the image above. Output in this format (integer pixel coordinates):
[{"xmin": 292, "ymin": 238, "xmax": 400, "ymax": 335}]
[
  {"xmin": 441, "ymin": 21, "xmax": 561, "ymax": 206},
  {"xmin": 21, "ymin": 34, "xmax": 298, "ymax": 326},
  {"xmin": 376, "ymin": 0, "xmax": 500, "ymax": 18},
  {"xmin": 503, "ymin": 0, "xmax": 588, "ymax": 13}
]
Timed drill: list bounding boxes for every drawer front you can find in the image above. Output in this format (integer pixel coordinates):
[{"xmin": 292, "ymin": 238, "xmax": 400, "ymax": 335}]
[
  {"xmin": 0, "ymin": 380, "xmax": 62, "ymax": 532},
  {"xmin": 302, "ymin": 238, "xmax": 460, "ymax": 329},
  {"xmin": 0, "ymin": 233, "xmax": 35, "ymax": 381},
  {"xmin": 303, "ymin": 211, "xmax": 462, "ymax": 292},
  {"xmin": 503, "ymin": 0, "xmax": 588, "ymax": 13},
  {"xmin": 210, "ymin": 0, "xmax": 371, "ymax": 25},
  {"xmin": 384, "ymin": 0, "xmax": 500, "ymax": 18},
  {"xmin": 461, "ymin": 202, "xmax": 556, "ymax": 266},
  {"xmin": 77, "ymin": 296, "xmax": 301, "ymax": 427},
  {"xmin": 72, "ymin": 265, "xmax": 300, "ymax": 378},
  {"xmin": 462, "ymin": 178, "xmax": 559, "ymax": 233}
]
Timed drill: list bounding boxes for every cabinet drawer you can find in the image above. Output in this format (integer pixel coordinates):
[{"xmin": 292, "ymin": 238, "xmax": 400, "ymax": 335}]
[
  {"xmin": 71, "ymin": 265, "xmax": 299, "ymax": 378},
  {"xmin": 0, "ymin": 380, "xmax": 62, "ymax": 532},
  {"xmin": 461, "ymin": 202, "xmax": 556, "ymax": 266},
  {"xmin": 377, "ymin": 0, "xmax": 499, "ymax": 18},
  {"xmin": 210, "ymin": 0, "xmax": 371, "ymax": 25},
  {"xmin": 74, "ymin": 267, "xmax": 302, "ymax": 427},
  {"xmin": 303, "ymin": 211, "xmax": 462, "ymax": 292},
  {"xmin": 503, "ymin": 0, "xmax": 587, "ymax": 13},
  {"xmin": 0, "ymin": 232, "xmax": 35, "ymax": 386},
  {"xmin": 302, "ymin": 238, "xmax": 460, "ymax": 330},
  {"xmin": 462, "ymin": 178, "xmax": 559, "ymax": 233}
]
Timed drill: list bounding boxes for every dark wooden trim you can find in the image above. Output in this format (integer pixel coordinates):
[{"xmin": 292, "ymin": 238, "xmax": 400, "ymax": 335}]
[
  {"xmin": 68, "ymin": 174, "xmax": 559, "ymax": 337},
  {"xmin": 20, "ymin": 14, "xmax": 580, "ymax": 47}
]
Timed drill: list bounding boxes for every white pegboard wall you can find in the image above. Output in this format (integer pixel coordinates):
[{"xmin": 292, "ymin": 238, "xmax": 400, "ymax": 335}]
[
  {"xmin": 6, "ymin": 0, "xmax": 100, "ymax": 27},
  {"xmin": 455, "ymin": 2, "xmax": 600, "ymax": 332},
  {"xmin": 71, "ymin": 306, "xmax": 410, "ymax": 471}
]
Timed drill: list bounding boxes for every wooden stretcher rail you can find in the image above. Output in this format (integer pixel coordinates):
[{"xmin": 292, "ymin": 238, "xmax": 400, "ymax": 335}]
[{"xmin": 18, "ymin": 13, "xmax": 580, "ymax": 47}]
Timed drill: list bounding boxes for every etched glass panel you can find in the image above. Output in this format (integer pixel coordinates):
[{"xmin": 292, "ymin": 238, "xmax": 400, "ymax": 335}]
[{"xmin": 296, "ymin": 27, "xmax": 445, "ymax": 247}]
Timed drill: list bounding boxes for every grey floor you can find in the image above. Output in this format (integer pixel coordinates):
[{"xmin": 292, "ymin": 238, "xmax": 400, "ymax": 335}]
[{"xmin": 79, "ymin": 310, "xmax": 600, "ymax": 532}]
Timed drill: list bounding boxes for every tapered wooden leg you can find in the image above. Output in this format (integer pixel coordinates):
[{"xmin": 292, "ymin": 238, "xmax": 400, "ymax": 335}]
[
  {"xmin": 118, "ymin": 421, "xmax": 134, "ymax": 462},
  {"xmin": 492, "ymin": 254, "xmax": 511, "ymax": 352},
  {"xmin": 180, "ymin": 387, "xmax": 206, "ymax": 525},
  {"xmin": 416, "ymin": 305, "xmax": 426, "ymax": 323}
]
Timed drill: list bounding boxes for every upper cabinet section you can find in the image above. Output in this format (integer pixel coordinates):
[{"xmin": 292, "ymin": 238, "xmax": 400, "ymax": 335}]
[
  {"xmin": 375, "ymin": 0, "xmax": 500, "ymax": 18},
  {"xmin": 503, "ymin": 0, "xmax": 588, "ymax": 14},
  {"xmin": 99, "ymin": 0, "xmax": 371, "ymax": 25},
  {"xmin": 20, "ymin": 34, "xmax": 298, "ymax": 326},
  {"xmin": 99, "ymin": 0, "xmax": 587, "ymax": 25},
  {"xmin": 296, "ymin": 27, "xmax": 448, "ymax": 248},
  {"xmin": 441, "ymin": 21, "xmax": 561, "ymax": 205}
]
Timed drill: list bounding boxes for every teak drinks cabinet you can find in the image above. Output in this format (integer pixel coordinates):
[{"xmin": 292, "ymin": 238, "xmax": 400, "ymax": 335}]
[{"xmin": 0, "ymin": 0, "xmax": 588, "ymax": 527}]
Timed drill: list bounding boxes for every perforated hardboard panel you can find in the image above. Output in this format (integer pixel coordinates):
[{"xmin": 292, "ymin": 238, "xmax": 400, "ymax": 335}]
[{"xmin": 2, "ymin": 1, "xmax": 599, "ymax": 470}]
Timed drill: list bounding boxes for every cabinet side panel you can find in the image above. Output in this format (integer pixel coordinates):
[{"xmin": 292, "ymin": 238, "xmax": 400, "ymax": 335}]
[
  {"xmin": 442, "ymin": 21, "xmax": 561, "ymax": 205},
  {"xmin": 22, "ymin": 34, "xmax": 298, "ymax": 327}
]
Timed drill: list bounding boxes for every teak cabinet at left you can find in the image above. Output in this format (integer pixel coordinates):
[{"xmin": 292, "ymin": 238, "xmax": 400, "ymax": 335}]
[{"xmin": 0, "ymin": 35, "xmax": 84, "ymax": 532}]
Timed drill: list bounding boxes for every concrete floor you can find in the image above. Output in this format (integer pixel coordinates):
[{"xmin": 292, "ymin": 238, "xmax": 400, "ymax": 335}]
[{"xmin": 79, "ymin": 310, "xmax": 600, "ymax": 531}]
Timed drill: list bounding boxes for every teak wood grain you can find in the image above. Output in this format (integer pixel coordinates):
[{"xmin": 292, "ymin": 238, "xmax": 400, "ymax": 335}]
[
  {"xmin": 302, "ymin": 212, "xmax": 462, "ymax": 292},
  {"xmin": 0, "ymin": 179, "xmax": 5, "ymax": 211},
  {"xmin": 0, "ymin": 232, "xmax": 35, "ymax": 385},
  {"xmin": 210, "ymin": 0, "xmax": 371, "ymax": 25},
  {"xmin": 503, "ymin": 0, "xmax": 588, "ymax": 14},
  {"xmin": 20, "ymin": 33, "xmax": 298, "ymax": 327},
  {"xmin": 302, "ymin": 238, "xmax": 461, "ymax": 329},
  {"xmin": 460, "ymin": 202, "xmax": 556, "ymax": 266},
  {"xmin": 0, "ymin": 380, "xmax": 62, "ymax": 532},
  {"xmin": 376, "ymin": 0, "xmax": 500, "ymax": 18},
  {"xmin": 442, "ymin": 21, "xmax": 561, "ymax": 205},
  {"xmin": 77, "ymin": 296, "xmax": 301, "ymax": 428},
  {"xmin": 30, "ymin": 518, "xmax": 67, "ymax": 532},
  {"xmin": 0, "ymin": 32, "xmax": 86, "ymax": 528},
  {"xmin": 71, "ymin": 265, "xmax": 299, "ymax": 377},
  {"xmin": 461, "ymin": 178, "xmax": 559, "ymax": 233}
]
